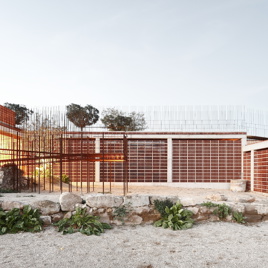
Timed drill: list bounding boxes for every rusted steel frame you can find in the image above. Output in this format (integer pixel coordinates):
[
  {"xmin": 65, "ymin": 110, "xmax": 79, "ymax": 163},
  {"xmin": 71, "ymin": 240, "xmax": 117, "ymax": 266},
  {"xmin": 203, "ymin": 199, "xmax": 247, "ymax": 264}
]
[
  {"xmin": 86, "ymin": 136, "xmax": 90, "ymax": 193},
  {"xmin": 68, "ymin": 137, "xmax": 72, "ymax": 192},
  {"xmin": 38, "ymin": 136, "xmax": 41, "ymax": 194},
  {"xmin": 16, "ymin": 132, "xmax": 20, "ymax": 192},
  {"xmin": 102, "ymin": 133, "xmax": 105, "ymax": 194},
  {"xmin": 123, "ymin": 134, "xmax": 129, "ymax": 195},
  {"xmin": 51, "ymin": 135, "xmax": 54, "ymax": 193},
  {"xmin": 80, "ymin": 131, "xmax": 83, "ymax": 193},
  {"xmin": 60, "ymin": 135, "xmax": 63, "ymax": 193}
]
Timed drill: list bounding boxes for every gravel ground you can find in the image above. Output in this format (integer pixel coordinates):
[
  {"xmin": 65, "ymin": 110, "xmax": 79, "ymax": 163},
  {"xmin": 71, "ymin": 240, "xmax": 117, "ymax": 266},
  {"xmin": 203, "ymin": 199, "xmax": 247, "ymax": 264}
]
[{"xmin": 1, "ymin": 221, "xmax": 268, "ymax": 268}]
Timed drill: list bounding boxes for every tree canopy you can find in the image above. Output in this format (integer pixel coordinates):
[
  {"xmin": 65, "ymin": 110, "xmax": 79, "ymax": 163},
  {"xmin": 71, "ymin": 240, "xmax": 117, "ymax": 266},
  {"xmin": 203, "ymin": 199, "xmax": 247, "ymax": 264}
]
[
  {"xmin": 101, "ymin": 108, "xmax": 146, "ymax": 131},
  {"xmin": 4, "ymin": 102, "xmax": 34, "ymax": 125},
  {"xmin": 66, "ymin": 104, "xmax": 99, "ymax": 131}
]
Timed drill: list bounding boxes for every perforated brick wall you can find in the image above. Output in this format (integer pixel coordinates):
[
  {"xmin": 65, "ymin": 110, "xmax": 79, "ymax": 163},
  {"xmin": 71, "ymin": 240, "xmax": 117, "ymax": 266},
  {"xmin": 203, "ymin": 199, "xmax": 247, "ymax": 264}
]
[{"xmin": 172, "ymin": 139, "xmax": 242, "ymax": 183}]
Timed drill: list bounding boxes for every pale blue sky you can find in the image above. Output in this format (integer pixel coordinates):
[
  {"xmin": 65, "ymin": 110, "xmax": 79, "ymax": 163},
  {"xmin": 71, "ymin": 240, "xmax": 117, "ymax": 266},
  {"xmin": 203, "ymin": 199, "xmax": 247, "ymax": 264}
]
[{"xmin": 1, "ymin": 0, "xmax": 268, "ymax": 109}]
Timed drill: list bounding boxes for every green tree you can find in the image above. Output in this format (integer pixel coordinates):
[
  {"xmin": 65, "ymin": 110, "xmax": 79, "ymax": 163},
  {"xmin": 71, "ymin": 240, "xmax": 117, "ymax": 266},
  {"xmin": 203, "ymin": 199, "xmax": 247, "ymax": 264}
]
[
  {"xmin": 66, "ymin": 104, "xmax": 99, "ymax": 131},
  {"xmin": 101, "ymin": 108, "xmax": 146, "ymax": 131},
  {"xmin": 4, "ymin": 103, "xmax": 34, "ymax": 125}
]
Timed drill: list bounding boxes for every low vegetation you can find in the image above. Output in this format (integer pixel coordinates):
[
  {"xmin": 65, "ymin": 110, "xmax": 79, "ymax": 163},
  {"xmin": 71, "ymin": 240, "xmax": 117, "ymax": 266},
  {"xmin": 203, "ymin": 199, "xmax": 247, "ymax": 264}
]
[
  {"xmin": 0, "ymin": 205, "xmax": 43, "ymax": 235},
  {"xmin": 113, "ymin": 203, "xmax": 132, "ymax": 224},
  {"xmin": 54, "ymin": 207, "xmax": 112, "ymax": 236},
  {"xmin": 201, "ymin": 202, "xmax": 246, "ymax": 224},
  {"xmin": 154, "ymin": 201, "xmax": 194, "ymax": 230}
]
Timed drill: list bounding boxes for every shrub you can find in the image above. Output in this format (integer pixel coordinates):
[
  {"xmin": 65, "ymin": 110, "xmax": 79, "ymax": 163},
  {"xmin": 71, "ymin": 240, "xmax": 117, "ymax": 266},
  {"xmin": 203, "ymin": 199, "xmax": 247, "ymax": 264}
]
[
  {"xmin": 154, "ymin": 202, "xmax": 194, "ymax": 230},
  {"xmin": 54, "ymin": 207, "xmax": 112, "ymax": 236},
  {"xmin": 61, "ymin": 174, "xmax": 70, "ymax": 184},
  {"xmin": 201, "ymin": 202, "xmax": 246, "ymax": 223},
  {"xmin": 0, "ymin": 205, "xmax": 43, "ymax": 235},
  {"xmin": 113, "ymin": 203, "xmax": 132, "ymax": 224},
  {"xmin": 153, "ymin": 199, "xmax": 174, "ymax": 218}
]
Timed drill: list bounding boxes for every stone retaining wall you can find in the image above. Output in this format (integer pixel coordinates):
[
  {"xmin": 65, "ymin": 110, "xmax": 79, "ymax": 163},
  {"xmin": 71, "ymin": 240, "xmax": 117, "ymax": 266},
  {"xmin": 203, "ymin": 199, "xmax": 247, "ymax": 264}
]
[{"xmin": 1, "ymin": 193, "xmax": 268, "ymax": 226}]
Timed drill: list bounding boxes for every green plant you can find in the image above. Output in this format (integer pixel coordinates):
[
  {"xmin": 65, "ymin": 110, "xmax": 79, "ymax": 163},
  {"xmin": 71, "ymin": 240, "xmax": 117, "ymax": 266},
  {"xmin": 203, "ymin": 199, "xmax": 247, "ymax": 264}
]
[
  {"xmin": 113, "ymin": 203, "xmax": 132, "ymax": 224},
  {"xmin": 200, "ymin": 201, "xmax": 219, "ymax": 208},
  {"xmin": 60, "ymin": 174, "xmax": 70, "ymax": 184},
  {"xmin": 0, "ymin": 189, "xmax": 18, "ymax": 193},
  {"xmin": 153, "ymin": 199, "xmax": 174, "ymax": 218},
  {"xmin": 154, "ymin": 202, "xmax": 194, "ymax": 230},
  {"xmin": 54, "ymin": 207, "xmax": 112, "ymax": 236},
  {"xmin": 213, "ymin": 204, "xmax": 232, "ymax": 220},
  {"xmin": 201, "ymin": 202, "xmax": 246, "ymax": 223},
  {"xmin": 232, "ymin": 211, "xmax": 246, "ymax": 224},
  {"xmin": 0, "ymin": 205, "xmax": 43, "ymax": 235}
]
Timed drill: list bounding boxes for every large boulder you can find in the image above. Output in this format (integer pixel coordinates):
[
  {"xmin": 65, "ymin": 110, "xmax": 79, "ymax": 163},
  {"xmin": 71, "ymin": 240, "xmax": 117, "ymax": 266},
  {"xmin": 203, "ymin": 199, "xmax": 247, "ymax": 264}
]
[
  {"xmin": 0, "ymin": 163, "xmax": 28, "ymax": 190},
  {"xmin": 59, "ymin": 192, "xmax": 83, "ymax": 211},
  {"xmin": 32, "ymin": 200, "xmax": 60, "ymax": 215}
]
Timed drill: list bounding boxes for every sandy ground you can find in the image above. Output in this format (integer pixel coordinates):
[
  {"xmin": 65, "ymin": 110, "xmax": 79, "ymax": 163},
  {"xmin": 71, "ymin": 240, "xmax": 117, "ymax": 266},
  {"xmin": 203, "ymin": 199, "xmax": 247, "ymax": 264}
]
[
  {"xmin": 1, "ymin": 185, "xmax": 268, "ymax": 268},
  {"xmin": 1, "ymin": 222, "xmax": 268, "ymax": 268}
]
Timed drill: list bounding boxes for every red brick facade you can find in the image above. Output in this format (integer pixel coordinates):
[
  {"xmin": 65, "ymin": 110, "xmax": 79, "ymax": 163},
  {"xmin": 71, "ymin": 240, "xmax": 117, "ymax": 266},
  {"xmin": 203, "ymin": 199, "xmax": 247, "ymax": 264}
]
[{"xmin": 0, "ymin": 105, "xmax": 15, "ymax": 127}]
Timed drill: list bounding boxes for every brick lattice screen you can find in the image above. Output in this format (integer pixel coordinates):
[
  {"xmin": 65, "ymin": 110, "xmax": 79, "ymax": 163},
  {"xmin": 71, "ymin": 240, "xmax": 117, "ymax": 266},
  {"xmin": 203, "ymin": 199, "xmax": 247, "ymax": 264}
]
[
  {"xmin": 100, "ymin": 139, "xmax": 168, "ymax": 183},
  {"xmin": 254, "ymin": 149, "xmax": 268, "ymax": 193},
  {"xmin": 172, "ymin": 139, "xmax": 242, "ymax": 183}
]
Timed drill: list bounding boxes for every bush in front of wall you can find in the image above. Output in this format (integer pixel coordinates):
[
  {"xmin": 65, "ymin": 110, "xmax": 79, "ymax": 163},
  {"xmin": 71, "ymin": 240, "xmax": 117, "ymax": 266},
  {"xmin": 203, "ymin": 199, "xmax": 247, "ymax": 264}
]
[
  {"xmin": 113, "ymin": 203, "xmax": 132, "ymax": 224},
  {"xmin": 201, "ymin": 202, "xmax": 246, "ymax": 224},
  {"xmin": 0, "ymin": 205, "xmax": 43, "ymax": 235},
  {"xmin": 153, "ymin": 198, "xmax": 174, "ymax": 218},
  {"xmin": 154, "ymin": 202, "xmax": 194, "ymax": 230},
  {"xmin": 54, "ymin": 207, "xmax": 112, "ymax": 236}
]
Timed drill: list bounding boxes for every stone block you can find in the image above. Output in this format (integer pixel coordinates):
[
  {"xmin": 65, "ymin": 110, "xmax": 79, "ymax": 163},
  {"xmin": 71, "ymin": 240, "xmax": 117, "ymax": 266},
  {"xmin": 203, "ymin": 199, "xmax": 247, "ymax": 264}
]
[
  {"xmin": 40, "ymin": 216, "xmax": 51, "ymax": 225},
  {"xmin": 51, "ymin": 213, "xmax": 64, "ymax": 223},
  {"xmin": 234, "ymin": 195, "xmax": 255, "ymax": 203},
  {"xmin": 59, "ymin": 192, "xmax": 83, "ymax": 211},
  {"xmin": 32, "ymin": 200, "xmax": 60, "ymax": 215},
  {"xmin": 149, "ymin": 195, "xmax": 180, "ymax": 205},
  {"xmin": 230, "ymin": 203, "xmax": 245, "ymax": 213},
  {"xmin": 256, "ymin": 205, "xmax": 268, "ymax": 216},
  {"xmin": 206, "ymin": 194, "xmax": 228, "ymax": 202},
  {"xmin": 245, "ymin": 214, "xmax": 262, "ymax": 223},
  {"xmin": 187, "ymin": 207, "xmax": 199, "ymax": 215},
  {"xmin": 124, "ymin": 195, "xmax": 150, "ymax": 207},
  {"xmin": 179, "ymin": 198, "xmax": 197, "ymax": 207},
  {"xmin": 2, "ymin": 201, "xmax": 24, "ymax": 211},
  {"xmin": 86, "ymin": 194, "xmax": 123, "ymax": 208},
  {"xmin": 244, "ymin": 204, "xmax": 258, "ymax": 215},
  {"xmin": 125, "ymin": 215, "xmax": 143, "ymax": 225}
]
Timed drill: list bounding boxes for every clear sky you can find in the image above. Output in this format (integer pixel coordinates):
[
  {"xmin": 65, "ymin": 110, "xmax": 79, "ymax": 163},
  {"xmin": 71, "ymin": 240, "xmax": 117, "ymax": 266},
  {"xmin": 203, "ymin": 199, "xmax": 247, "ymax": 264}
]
[{"xmin": 1, "ymin": 0, "xmax": 268, "ymax": 110}]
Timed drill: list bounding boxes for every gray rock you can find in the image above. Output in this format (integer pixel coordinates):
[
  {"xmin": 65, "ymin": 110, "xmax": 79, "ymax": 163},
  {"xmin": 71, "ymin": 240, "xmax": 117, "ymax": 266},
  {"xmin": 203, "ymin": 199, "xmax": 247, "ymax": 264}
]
[
  {"xmin": 235, "ymin": 196, "xmax": 256, "ymax": 203},
  {"xmin": 86, "ymin": 194, "xmax": 123, "ymax": 208},
  {"xmin": 40, "ymin": 216, "xmax": 51, "ymax": 225},
  {"xmin": 98, "ymin": 212, "xmax": 111, "ymax": 224},
  {"xmin": 230, "ymin": 203, "xmax": 245, "ymax": 213},
  {"xmin": 245, "ymin": 204, "xmax": 258, "ymax": 215},
  {"xmin": 245, "ymin": 214, "xmax": 262, "ymax": 223},
  {"xmin": 64, "ymin": 212, "xmax": 73, "ymax": 219},
  {"xmin": 187, "ymin": 207, "xmax": 199, "ymax": 215},
  {"xmin": 51, "ymin": 213, "xmax": 64, "ymax": 223},
  {"xmin": 2, "ymin": 201, "xmax": 24, "ymax": 210},
  {"xmin": 125, "ymin": 215, "xmax": 143, "ymax": 225},
  {"xmin": 230, "ymin": 179, "xmax": 247, "ymax": 192},
  {"xmin": 256, "ymin": 205, "xmax": 268, "ymax": 215},
  {"xmin": 206, "ymin": 194, "xmax": 228, "ymax": 202},
  {"xmin": 32, "ymin": 200, "xmax": 60, "ymax": 215},
  {"xmin": 149, "ymin": 195, "xmax": 180, "ymax": 205},
  {"xmin": 59, "ymin": 192, "xmax": 83, "ymax": 211},
  {"xmin": 180, "ymin": 197, "xmax": 197, "ymax": 207},
  {"xmin": 124, "ymin": 195, "xmax": 150, "ymax": 207}
]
